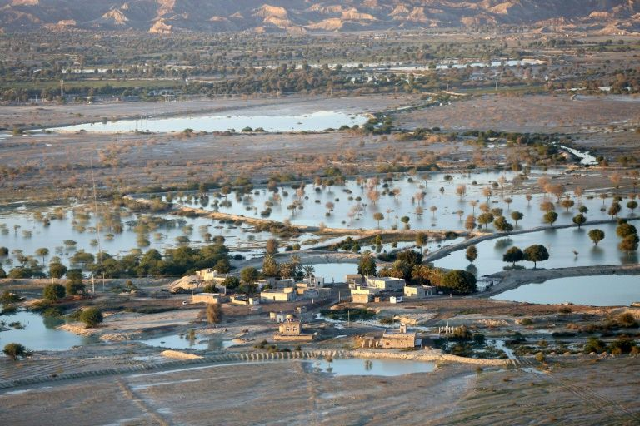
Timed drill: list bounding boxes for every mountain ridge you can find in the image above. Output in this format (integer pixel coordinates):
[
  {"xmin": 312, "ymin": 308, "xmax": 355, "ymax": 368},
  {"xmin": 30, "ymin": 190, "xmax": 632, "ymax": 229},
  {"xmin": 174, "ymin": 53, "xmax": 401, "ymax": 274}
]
[{"xmin": 0, "ymin": 0, "xmax": 639, "ymax": 33}]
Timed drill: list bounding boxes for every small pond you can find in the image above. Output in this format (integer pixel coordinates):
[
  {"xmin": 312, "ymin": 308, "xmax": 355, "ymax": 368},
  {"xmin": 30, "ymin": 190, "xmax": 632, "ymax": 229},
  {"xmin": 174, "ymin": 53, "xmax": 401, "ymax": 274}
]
[
  {"xmin": 137, "ymin": 333, "xmax": 234, "ymax": 351},
  {"xmin": 48, "ymin": 111, "xmax": 368, "ymax": 133},
  {"xmin": 0, "ymin": 310, "xmax": 94, "ymax": 351},
  {"xmin": 491, "ymin": 275, "xmax": 640, "ymax": 306},
  {"xmin": 304, "ymin": 358, "xmax": 435, "ymax": 376}
]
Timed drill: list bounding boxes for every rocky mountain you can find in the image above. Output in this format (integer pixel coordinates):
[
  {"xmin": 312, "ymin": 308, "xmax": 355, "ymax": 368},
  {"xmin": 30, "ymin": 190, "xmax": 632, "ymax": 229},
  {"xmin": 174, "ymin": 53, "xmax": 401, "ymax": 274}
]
[{"xmin": 0, "ymin": 0, "xmax": 639, "ymax": 33}]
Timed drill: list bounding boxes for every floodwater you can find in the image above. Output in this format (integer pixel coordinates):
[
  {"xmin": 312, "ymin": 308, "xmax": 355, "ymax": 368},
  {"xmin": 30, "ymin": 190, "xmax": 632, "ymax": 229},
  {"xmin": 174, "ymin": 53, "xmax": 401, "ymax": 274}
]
[
  {"xmin": 433, "ymin": 222, "xmax": 638, "ymax": 278},
  {"xmin": 305, "ymin": 358, "xmax": 435, "ymax": 376},
  {"xmin": 137, "ymin": 333, "xmax": 233, "ymax": 350},
  {"xmin": 309, "ymin": 263, "xmax": 358, "ymax": 283},
  {"xmin": 168, "ymin": 169, "xmax": 628, "ymax": 231},
  {"xmin": 0, "ymin": 310, "xmax": 94, "ymax": 351},
  {"xmin": 492, "ymin": 275, "xmax": 640, "ymax": 306},
  {"xmin": 48, "ymin": 111, "xmax": 368, "ymax": 133},
  {"xmin": 0, "ymin": 207, "xmax": 280, "ymax": 269}
]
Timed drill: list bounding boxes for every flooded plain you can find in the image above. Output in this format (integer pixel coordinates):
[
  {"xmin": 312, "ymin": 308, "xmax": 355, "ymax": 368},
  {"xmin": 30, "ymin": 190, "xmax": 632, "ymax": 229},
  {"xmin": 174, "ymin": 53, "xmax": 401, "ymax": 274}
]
[
  {"xmin": 48, "ymin": 111, "xmax": 369, "ymax": 133},
  {"xmin": 492, "ymin": 275, "xmax": 640, "ymax": 306}
]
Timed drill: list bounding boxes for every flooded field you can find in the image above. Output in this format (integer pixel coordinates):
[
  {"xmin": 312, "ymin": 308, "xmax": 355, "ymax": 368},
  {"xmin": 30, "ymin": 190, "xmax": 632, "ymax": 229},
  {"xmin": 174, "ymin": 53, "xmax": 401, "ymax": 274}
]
[
  {"xmin": 492, "ymin": 275, "xmax": 640, "ymax": 306},
  {"xmin": 169, "ymin": 169, "xmax": 628, "ymax": 231},
  {"xmin": 48, "ymin": 111, "xmax": 369, "ymax": 133},
  {"xmin": 433, "ymin": 222, "xmax": 638, "ymax": 278},
  {"xmin": 0, "ymin": 310, "xmax": 94, "ymax": 351}
]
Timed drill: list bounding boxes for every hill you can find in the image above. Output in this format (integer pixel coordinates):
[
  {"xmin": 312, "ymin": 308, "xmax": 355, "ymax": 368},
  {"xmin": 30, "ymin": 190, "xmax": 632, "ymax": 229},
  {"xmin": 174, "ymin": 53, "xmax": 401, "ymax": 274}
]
[{"xmin": 0, "ymin": 0, "xmax": 639, "ymax": 33}]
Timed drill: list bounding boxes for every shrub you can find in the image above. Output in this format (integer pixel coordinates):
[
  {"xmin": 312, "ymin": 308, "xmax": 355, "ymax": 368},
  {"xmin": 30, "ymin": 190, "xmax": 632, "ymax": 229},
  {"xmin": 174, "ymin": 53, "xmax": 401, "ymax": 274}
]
[
  {"xmin": 79, "ymin": 308, "xmax": 103, "ymax": 328},
  {"xmin": 3, "ymin": 343, "xmax": 28, "ymax": 360}
]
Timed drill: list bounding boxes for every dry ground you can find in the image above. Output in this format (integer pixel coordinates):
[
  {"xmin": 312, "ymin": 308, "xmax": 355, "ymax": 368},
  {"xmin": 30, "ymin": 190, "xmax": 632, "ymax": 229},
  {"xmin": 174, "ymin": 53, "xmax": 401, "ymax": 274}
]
[
  {"xmin": 1, "ymin": 355, "xmax": 637, "ymax": 425},
  {"xmin": 396, "ymin": 94, "xmax": 640, "ymax": 134}
]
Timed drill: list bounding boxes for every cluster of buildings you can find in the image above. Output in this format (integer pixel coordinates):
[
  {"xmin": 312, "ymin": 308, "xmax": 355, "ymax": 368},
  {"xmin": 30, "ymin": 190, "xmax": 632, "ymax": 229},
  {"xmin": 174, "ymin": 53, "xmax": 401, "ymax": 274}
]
[
  {"xmin": 347, "ymin": 275, "xmax": 435, "ymax": 304},
  {"xmin": 181, "ymin": 269, "xmax": 331, "ymax": 307},
  {"xmin": 258, "ymin": 275, "xmax": 331, "ymax": 303}
]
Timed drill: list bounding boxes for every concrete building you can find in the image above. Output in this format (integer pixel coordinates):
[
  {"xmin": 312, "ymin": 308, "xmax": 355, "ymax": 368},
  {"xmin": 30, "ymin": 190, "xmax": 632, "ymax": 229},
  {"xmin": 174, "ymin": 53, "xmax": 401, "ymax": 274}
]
[
  {"xmin": 380, "ymin": 324, "xmax": 421, "ymax": 349},
  {"xmin": 196, "ymin": 268, "xmax": 227, "ymax": 283},
  {"xmin": 256, "ymin": 277, "xmax": 295, "ymax": 290},
  {"xmin": 260, "ymin": 287, "xmax": 295, "ymax": 302},
  {"xmin": 191, "ymin": 293, "xmax": 225, "ymax": 305},
  {"xmin": 366, "ymin": 277, "xmax": 406, "ymax": 291},
  {"xmin": 403, "ymin": 285, "xmax": 435, "ymax": 299},
  {"xmin": 351, "ymin": 285, "xmax": 379, "ymax": 304},
  {"xmin": 273, "ymin": 317, "xmax": 313, "ymax": 342},
  {"xmin": 230, "ymin": 295, "xmax": 259, "ymax": 306}
]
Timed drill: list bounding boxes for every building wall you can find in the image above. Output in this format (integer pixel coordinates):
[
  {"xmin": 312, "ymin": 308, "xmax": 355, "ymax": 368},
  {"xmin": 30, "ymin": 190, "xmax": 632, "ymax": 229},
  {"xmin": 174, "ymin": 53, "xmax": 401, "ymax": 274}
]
[{"xmin": 191, "ymin": 293, "xmax": 221, "ymax": 305}]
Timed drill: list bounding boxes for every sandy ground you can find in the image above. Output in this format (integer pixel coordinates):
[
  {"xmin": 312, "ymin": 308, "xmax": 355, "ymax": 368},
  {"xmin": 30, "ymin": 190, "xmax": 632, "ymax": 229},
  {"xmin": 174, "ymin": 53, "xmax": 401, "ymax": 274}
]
[
  {"xmin": 446, "ymin": 356, "xmax": 640, "ymax": 425},
  {"xmin": 0, "ymin": 354, "xmax": 637, "ymax": 425},
  {"xmin": 0, "ymin": 360, "xmax": 476, "ymax": 425}
]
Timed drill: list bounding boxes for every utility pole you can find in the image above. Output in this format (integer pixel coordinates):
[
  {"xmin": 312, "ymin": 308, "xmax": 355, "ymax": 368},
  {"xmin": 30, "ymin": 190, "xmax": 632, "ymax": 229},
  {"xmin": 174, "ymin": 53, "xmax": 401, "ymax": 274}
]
[{"xmin": 90, "ymin": 156, "xmax": 103, "ymax": 293}]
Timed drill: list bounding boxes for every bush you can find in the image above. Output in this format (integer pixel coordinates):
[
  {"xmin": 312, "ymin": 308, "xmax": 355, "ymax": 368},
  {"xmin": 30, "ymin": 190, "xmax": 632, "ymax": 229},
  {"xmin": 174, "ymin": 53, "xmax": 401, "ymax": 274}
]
[
  {"xmin": 3, "ymin": 343, "xmax": 28, "ymax": 360},
  {"xmin": 79, "ymin": 308, "xmax": 103, "ymax": 328}
]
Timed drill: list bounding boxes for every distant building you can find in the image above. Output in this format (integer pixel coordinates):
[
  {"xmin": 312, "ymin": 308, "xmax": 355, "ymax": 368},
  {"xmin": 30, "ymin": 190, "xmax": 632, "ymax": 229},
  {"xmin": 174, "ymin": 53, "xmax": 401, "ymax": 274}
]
[
  {"xmin": 380, "ymin": 324, "xmax": 421, "ymax": 349},
  {"xmin": 351, "ymin": 285, "xmax": 380, "ymax": 304},
  {"xmin": 196, "ymin": 268, "xmax": 227, "ymax": 283},
  {"xmin": 404, "ymin": 285, "xmax": 435, "ymax": 299},
  {"xmin": 256, "ymin": 278, "xmax": 295, "ymax": 290},
  {"xmin": 273, "ymin": 316, "xmax": 314, "ymax": 341},
  {"xmin": 346, "ymin": 274, "xmax": 365, "ymax": 288},
  {"xmin": 260, "ymin": 287, "xmax": 295, "ymax": 302},
  {"xmin": 191, "ymin": 293, "xmax": 226, "ymax": 305},
  {"xmin": 230, "ymin": 295, "xmax": 259, "ymax": 306},
  {"xmin": 366, "ymin": 277, "xmax": 406, "ymax": 291}
]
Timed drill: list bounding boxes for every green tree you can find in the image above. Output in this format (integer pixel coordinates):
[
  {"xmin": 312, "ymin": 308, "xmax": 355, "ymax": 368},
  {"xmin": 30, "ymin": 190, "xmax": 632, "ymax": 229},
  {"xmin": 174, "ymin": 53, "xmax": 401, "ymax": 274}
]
[
  {"xmin": 240, "ymin": 267, "xmax": 259, "ymax": 284},
  {"xmin": 261, "ymin": 254, "xmax": 279, "ymax": 277},
  {"xmin": 511, "ymin": 211, "xmax": 523, "ymax": 226},
  {"xmin": 588, "ymin": 229, "xmax": 605, "ymax": 246},
  {"xmin": 35, "ymin": 247, "xmax": 49, "ymax": 264},
  {"xmin": 503, "ymin": 246, "xmax": 524, "ymax": 266},
  {"xmin": 3, "ymin": 343, "xmax": 27, "ymax": 360},
  {"xmin": 466, "ymin": 245, "xmax": 478, "ymax": 263},
  {"xmin": 440, "ymin": 270, "xmax": 477, "ymax": 295},
  {"xmin": 477, "ymin": 213, "xmax": 494, "ymax": 230},
  {"xmin": 619, "ymin": 234, "xmax": 639, "ymax": 254},
  {"xmin": 523, "ymin": 245, "xmax": 549, "ymax": 269},
  {"xmin": 628, "ymin": 200, "xmax": 638, "ymax": 214},
  {"xmin": 79, "ymin": 308, "xmax": 103, "ymax": 328},
  {"xmin": 616, "ymin": 223, "xmax": 637, "ymax": 238},
  {"xmin": 358, "ymin": 253, "xmax": 377, "ymax": 277},
  {"xmin": 49, "ymin": 262, "xmax": 67, "ymax": 279},
  {"xmin": 608, "ymin": 202, "xmax": 621, "ymax": 219},
  {"xmin": 493, "ymin": 216, "xmax": 513, "ymax": 232},
  {"xmin": 572, "ymin": 214, "xmax": 586, "ymax": 229},
  {"xmin": 222, "ymin": 276, "xmax": 240, "ymax": 290},
  {"xmin": 43, "ymin": 284, "xmax": 66, "ymax": 302},
  {"xmin": 543, "ymin": 211, "xmax": 558, "ymax": 225}
]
